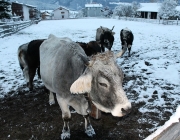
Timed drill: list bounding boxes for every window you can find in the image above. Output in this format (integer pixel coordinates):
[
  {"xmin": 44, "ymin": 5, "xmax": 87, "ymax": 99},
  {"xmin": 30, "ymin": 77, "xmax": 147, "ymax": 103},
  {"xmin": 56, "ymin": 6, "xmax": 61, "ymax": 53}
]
[{"xmin": 61, "ymin": 12, "xmax": 64, "ymax": 14}]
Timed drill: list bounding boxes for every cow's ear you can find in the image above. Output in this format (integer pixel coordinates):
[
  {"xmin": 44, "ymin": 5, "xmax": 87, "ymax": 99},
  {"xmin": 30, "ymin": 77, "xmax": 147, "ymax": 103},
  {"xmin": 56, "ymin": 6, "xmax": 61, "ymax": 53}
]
[
  {"xmin": 70, "ymin": 74, "xmax": 92, "ymax": 94},
  {"xmin": 112, "ymin": 32, "xmax": 115, "ymax": 35}
]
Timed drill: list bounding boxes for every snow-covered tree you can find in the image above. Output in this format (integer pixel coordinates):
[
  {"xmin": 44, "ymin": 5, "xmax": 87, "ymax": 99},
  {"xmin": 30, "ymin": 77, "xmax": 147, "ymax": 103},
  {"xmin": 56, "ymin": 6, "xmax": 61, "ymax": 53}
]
[
  {"xmin": 158, "ymin": 0, "xmax": 179, "ymax": 20},
  {"xmin": 122, "ymin": 5, "xmax": 134, "ymax": 18},
  {"xmin": 113, "ymin": 4, "xmax": 124, "ymax": 18},
  {"xmin": 132, "ymin": 1, "xmax": 141, "ymax": 11},
  {"xmin": 101, "ymin": 7, "xmax": 113, "ymax": 18},
  {"xmin": 113, "ymin": 4, "xmax": 134, "ymax": 19},
  {"xmin": 75, "ymin": 10, "xmax": 84, "ymax": 18},
  {"xmin": 0, "ymin": 0, "xmax": 11, "ymax": 19}
]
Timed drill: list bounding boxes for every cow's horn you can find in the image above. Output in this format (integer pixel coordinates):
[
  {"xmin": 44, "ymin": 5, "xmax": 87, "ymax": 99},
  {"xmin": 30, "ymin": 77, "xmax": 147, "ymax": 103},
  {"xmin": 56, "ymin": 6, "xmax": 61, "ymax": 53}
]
[
  {"xmin": 111, "ymin": 26, "xmax": 115, "ymax": 31},
  {"xmin": 87, "ymin": 60, "xmax": 95, "ymax": 67},
  {"xmin": 115, "ymin": 46, "xmax": 127, "ymax": 58},
  {"xmin": 78, "ymin": 53, "xmax": 89, "ymax": 66}
]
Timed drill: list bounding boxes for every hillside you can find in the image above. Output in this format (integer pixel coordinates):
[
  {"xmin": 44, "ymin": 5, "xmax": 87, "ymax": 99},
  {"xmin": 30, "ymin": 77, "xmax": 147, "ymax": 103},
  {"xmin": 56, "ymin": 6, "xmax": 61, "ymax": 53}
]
[{"xmin": 9, "ymin": 0, "xmax": 151, "ymax": 10}]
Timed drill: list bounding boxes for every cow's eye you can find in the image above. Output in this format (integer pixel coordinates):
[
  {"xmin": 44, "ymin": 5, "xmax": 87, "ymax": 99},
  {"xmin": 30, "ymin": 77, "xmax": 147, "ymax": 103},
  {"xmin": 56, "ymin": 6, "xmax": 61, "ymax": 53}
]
[{"xmin": 99, "ymin": 82, "xmax": 107, "ymax": 88}]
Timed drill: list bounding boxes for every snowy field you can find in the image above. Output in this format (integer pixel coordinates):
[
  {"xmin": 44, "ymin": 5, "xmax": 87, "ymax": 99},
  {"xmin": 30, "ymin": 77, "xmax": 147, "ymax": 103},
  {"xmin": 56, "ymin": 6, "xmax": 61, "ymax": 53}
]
[{"xmin": 0, "ymin": 18, "xmax": 180, "ymax": 139}]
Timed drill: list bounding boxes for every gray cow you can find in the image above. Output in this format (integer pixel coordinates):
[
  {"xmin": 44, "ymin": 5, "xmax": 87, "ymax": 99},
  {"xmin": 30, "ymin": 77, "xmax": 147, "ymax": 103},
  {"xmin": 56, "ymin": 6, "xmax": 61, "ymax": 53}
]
[{"xmin": 40, "ymin": 34, "xmax": 131, "ymax": 139}]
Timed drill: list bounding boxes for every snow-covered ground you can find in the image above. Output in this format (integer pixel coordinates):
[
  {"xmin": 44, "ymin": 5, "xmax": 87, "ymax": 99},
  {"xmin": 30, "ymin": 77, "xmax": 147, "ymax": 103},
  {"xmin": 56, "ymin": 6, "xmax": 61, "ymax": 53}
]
[{"xmin": 0, "ymin": 18, "xmax": 180, "ymax": 139}]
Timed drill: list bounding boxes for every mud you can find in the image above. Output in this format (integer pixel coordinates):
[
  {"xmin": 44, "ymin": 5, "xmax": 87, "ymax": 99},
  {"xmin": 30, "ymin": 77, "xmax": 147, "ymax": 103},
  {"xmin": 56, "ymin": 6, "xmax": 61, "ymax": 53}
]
[{"xmin": 0, "ymin": 77, "xmax": 173, "ymax": 140}]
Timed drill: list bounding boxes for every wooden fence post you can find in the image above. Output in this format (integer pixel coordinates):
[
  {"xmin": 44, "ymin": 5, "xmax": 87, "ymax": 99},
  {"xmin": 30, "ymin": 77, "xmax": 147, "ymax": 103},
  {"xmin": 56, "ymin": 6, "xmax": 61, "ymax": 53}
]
[{"xmin": 177, "ymin": 18, "xmax": 178, "ymax": 25}]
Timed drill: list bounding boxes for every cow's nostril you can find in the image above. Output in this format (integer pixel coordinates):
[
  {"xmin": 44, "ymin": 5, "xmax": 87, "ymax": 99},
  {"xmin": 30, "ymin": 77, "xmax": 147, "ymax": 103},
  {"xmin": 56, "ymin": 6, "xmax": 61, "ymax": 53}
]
[{"xmin": 121, "ymin": 108, "xmax": 131, "ymax": 114}]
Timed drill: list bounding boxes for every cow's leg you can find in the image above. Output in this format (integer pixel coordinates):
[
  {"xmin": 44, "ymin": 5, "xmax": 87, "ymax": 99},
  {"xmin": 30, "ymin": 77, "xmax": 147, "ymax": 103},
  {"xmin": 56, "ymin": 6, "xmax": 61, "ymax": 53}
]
[
  {"xmin": 128, "ymin": 45, "xmax": 132, "ymax": 57},
  {"xmin": 84, "ymin": 115, "xmax": 96, "ymax": 137},
  {"xmin": 23, "ymin": 66, "xmax": 32, "ymax": 90},
  {"xmin": 56, "ymin": 94, "xmax": 71, "ymax": 140},
  {"xmin": 49, "ymin": 91, "xmax": 55, "ymax": 105},
  {"xmin": 101, "ymin": 44, "xmax": 105, "ymax": 52},
  {"xmin": 28, "ymin": 68, "xmax": 36, "ymax": 91},
  {"xmin": 37, "ymin": 66, "xmax": 41, "ymax": 79},
  {"xmin": 68, "ymin": 96, "xmax": 95, "ymax": 137}
]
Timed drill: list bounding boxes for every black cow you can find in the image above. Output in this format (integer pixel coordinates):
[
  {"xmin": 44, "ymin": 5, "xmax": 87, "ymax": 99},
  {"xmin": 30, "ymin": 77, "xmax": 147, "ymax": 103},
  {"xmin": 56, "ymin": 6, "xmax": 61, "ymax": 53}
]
[
  {"xmin": 17, "ymin": 39, "xmax": 45, "ymax": 90},
  {"xmin": 96, "ymin": 26, "xmax": 115, "ymax": 52},
  {"xmin": 76, "ymin": 41, "xmax": 101, "ymax": 56},
  {"xmin": 120, "ymin": 27, "xmax": 134, "ymax": 57}
]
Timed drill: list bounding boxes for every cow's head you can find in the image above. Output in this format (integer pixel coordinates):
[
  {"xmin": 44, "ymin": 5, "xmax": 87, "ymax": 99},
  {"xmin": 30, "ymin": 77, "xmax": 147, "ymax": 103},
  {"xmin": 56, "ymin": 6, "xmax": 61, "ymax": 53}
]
[
  {"xmin": 70, "ymin": 50, "xmax": 131, "ymax": 117},
  {"xmin": 121, "ymin": 28, "xmax": 131, "ymax": 46},
  {"xmin": 100, "ymin": 26, "xmax": 115, "ymax": 50}
]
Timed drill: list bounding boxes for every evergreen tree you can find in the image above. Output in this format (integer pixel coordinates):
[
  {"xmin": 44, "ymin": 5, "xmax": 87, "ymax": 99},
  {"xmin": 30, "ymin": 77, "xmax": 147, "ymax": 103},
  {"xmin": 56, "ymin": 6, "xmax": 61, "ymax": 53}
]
[{"xmin": 0, "ymin": 0, "xmax": 11, "ymax": 19}]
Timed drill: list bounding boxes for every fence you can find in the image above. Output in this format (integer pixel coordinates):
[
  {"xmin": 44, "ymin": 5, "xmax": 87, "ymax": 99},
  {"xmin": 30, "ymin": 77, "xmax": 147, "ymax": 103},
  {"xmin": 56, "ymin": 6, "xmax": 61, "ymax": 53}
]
[
  {"xmin": 117, "ymin": 17, "xmax": 179, "ymax": 25},
  {"xmin": 0, "ymin": 20, "xmax": 40, "ymax": 38}
]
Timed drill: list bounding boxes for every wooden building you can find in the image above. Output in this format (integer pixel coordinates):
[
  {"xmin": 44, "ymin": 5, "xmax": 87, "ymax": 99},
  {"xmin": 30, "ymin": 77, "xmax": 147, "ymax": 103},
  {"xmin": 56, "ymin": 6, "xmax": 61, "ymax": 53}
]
[
  {"xmin": 84, "ymin": 3, "xmax": 103, "ymax": 17},
  {"xmin": 11, "ymin": 1, "xmax": 37, "ymax": 21},
  {"xmin": 137, "ymin": 3, "xmax": 159, "ymax": 19}
]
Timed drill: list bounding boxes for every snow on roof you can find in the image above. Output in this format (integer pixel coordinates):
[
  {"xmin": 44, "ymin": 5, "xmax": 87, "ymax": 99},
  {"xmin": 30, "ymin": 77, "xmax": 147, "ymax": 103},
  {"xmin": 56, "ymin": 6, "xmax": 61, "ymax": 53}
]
[
  {"xmin": 24, "ymin": 4, "xmax": 36, "ymax": 8},
  {"xmin": 85, "ymin": 3, "xmax": 103, "ymax": 8},
  {"xmin": 12, "ymin": 1, "xmax": 36, "ymax": 8},
  {"xmin": 40, "ymin": 10, "xmax": 53, "ymax": 13},
  {"xmin": 137, "ymin": 3, "xmax": 161, "ymax": 12},
  {"xmin": 109, "ymin": 2, "xmax": 131, "ymax": 5},
  {"xmin": 42, "ymin": 12, "xmax": 51, "ymax": 16},
  {"xmin": 176, "ymin": 6, "xmax": 180, "ymax": 11},
  {"xmin": 12, "ymin": 1, "xmax": 23, "ymax": 5}
]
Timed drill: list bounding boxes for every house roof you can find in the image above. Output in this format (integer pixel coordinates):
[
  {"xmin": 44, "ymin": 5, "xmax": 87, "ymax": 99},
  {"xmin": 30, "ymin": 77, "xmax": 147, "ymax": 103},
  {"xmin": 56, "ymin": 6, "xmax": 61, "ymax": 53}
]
[
  {"xmin": 137, "ymin": 3, "xmax": 180, "ymax": 12},
  {"xmin": 85, "ymin": 4, "xmax": 103, "ymax": 8},
  {"xmin": 40, "ymin": 10, "xmax": 53, "ymax": 13},
  {"xmin": 12, "ymin": 1, "xmax": 36, "ymax": 8},
  {"xmin": 24, "ymin": 4, "xmax": 36, "ymax": 8},
  {"xmin": 137, "ymin": 3, "xmax": 161, "ymax": 12},
  {"xmin": 53, "ymin": 6, "xmax": 69, "ymax": 12},
  {"xmin": 42, "ymin": 12, "xmax": 51, "ymax": 16}
]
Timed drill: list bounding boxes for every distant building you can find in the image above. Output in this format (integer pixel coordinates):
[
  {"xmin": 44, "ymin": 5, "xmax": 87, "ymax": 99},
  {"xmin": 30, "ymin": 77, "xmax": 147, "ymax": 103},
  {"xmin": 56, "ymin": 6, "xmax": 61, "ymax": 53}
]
[
  {"xmin": 11, "ymin": 1, "xmax": 37, "ymax": 21},
  {"xmin": 137, "ymin": 3, "xmax": 180, "ymax": 19},
  {"xmin": 52, "ymin": 6, "xmax": 69, "ymax": 20},
  {"xmin": 84, "ymin": 3, "xmax": 103, "ymax": 17},
  {"xmin": 137, "ymin": 3, "xmax": 159, "ymax": 19},
  {"xmin": 40, "ymin": 10, "xmax": 53, "ymax": 20}
]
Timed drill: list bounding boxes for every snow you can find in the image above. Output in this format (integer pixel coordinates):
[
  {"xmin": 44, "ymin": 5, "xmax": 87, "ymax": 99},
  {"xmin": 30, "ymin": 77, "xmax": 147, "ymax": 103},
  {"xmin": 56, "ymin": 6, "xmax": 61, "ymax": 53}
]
[
  {"xmin": 85, "ymin": 4, "xmax": 103, "ymax": 7},
  {"xmin": 0, "ymin": 18, "xmax": 180, "ymax": 139},
  {"xmin": 137, "ymin": 3, "xmax": 161, "ymax": 12}
]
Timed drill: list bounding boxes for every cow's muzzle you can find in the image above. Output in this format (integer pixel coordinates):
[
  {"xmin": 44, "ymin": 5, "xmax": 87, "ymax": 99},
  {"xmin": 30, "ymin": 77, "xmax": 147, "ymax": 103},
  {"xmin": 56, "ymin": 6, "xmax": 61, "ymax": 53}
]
[
  {"xmin": 104, "ymin": 39, "xmax": 109, "ymax": 44},
  {"xmin": 121, "ymin": 107, "xmax": 131, "ymax": 116}
]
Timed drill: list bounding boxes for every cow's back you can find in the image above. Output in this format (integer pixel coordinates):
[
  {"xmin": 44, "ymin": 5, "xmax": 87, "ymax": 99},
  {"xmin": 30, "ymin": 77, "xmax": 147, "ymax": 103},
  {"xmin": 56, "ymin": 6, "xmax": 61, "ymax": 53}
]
[
  {"xmin": 27, "ymin": 39, "xmax": 45, "ymax": 66},
  {"xmin": 40, "ymin": 35, "xmax": 87, "ymax": 97}
]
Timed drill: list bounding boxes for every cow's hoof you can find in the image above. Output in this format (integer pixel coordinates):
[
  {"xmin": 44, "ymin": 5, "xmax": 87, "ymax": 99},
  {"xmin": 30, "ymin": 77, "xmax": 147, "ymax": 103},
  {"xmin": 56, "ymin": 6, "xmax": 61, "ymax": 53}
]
[
  {"xmin": 49, "ymin": 100, "xmax": 55, "ymax": 106},
  {"xmin": 61, "ymin": 130, "xmax": 70, "ymax": 140},
  {"xmin": 85, "ymin": 125, "xmax": 96, "ymax": 137}
]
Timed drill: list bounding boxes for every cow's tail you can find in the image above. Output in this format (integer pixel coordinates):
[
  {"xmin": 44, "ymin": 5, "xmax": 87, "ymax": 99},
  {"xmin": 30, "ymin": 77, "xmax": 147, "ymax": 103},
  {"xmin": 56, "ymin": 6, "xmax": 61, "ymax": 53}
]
[{"xmin": 18, "ymin": 49, "xmax": 28, "ymax": 70}]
